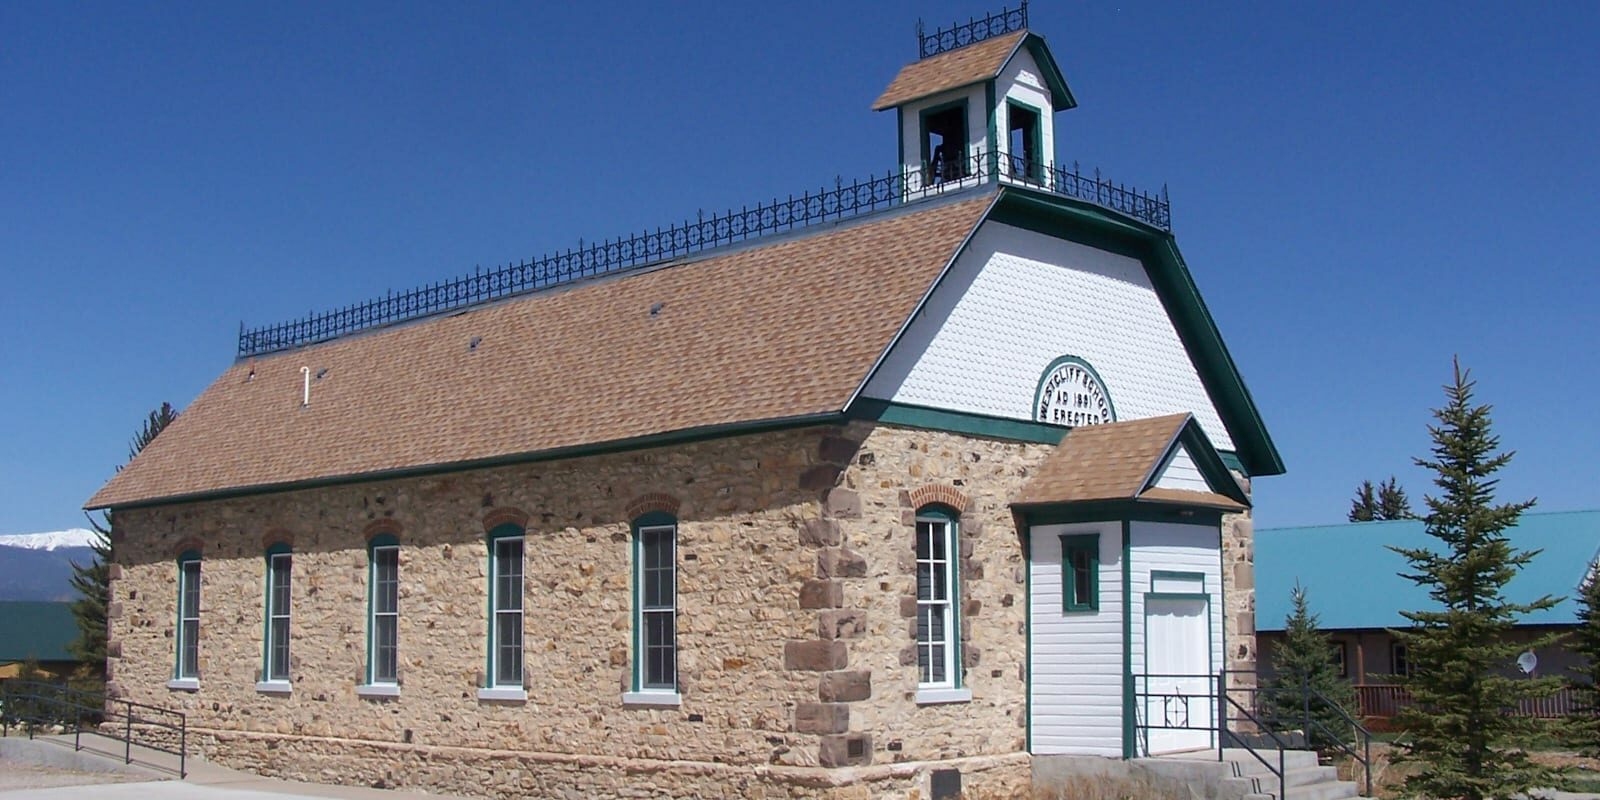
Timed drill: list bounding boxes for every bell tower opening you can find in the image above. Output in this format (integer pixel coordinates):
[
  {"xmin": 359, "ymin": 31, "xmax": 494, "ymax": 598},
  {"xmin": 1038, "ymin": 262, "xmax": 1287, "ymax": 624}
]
[
  {"xmin": 1007, "ymin": 101, "xmax": 1042, "ymax": 181},
  {"xmin": 922, "ymin": 104, "xmax": 971, "ymax": 184}
]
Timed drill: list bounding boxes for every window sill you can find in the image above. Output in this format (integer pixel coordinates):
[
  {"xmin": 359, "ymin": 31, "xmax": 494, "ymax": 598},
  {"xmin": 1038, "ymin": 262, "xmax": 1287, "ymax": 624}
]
[
  {"xmin": 165, "ymin": 678, "xmax": 199, "ymax": 692},
  {"xmin": 915, "ymin": 687, "xmax": 972, "ymax": 705},
  {"xmin": 255, "ymin": 681, "xmax": 292, "ymax": 695},
  {"xmin": 476, "ymin": 687, "xmax": 527, "ymax": 702},
  {"xmin": 357, "ymin": 684, "xmax": 400, "ymax": 699},
  {"xmin": 621, "ymin": 691, "xmax": 681, "ymax": 708}
]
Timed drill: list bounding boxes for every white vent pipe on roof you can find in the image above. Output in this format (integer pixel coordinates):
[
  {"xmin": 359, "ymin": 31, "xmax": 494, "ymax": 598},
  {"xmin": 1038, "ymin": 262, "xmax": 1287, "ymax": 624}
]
[{"xmin": 300, "ymin": 366, "xmax": 310, "ymax": 407}]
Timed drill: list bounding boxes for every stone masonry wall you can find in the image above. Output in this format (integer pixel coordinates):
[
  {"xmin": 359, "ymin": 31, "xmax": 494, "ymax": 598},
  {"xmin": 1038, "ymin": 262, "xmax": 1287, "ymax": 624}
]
[
  {"xmin": 107, "ymin": 424, "xmax": 1038, "ymax": 798},
  {"xmin": 106, "ymin": 421, "xmax": 1258, "ymax": 798}
]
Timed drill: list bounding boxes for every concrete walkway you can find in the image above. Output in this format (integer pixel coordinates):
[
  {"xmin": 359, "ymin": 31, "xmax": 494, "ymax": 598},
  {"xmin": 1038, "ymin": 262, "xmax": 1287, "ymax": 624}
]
[{"xmin": 0, "ymin": 733, "xmax": 464, "ymax": 799}]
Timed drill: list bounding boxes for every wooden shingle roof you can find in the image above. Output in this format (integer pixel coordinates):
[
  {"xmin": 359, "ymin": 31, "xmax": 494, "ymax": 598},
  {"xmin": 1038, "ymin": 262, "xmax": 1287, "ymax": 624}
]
[
  {"xmin": 872, "ymin": 31, "xmax": 1027, "ymax": 111},
  {"xmin": 1013, "ymin": 413, "xmax": 1247, "ymax": 511},
  {"xmin": 88, "ymin": 197, "xmax": 992, "ymax": 509}
]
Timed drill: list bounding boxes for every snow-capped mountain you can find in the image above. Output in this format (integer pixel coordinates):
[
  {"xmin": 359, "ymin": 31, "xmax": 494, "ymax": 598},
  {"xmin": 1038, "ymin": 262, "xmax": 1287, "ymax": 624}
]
[
  {"xmin": 0, "ymin": 529, "xmax": 97, "ymax": 601},
  {"xmin": 0, "ymin": 528, "xmax": 99, "ymax": 551}
]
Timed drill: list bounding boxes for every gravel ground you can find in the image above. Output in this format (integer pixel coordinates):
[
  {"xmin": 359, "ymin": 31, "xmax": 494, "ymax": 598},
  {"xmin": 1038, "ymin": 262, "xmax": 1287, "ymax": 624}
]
[{"xmin": 0, "ymin": 762, "xmax": 147, "ymax": 791}]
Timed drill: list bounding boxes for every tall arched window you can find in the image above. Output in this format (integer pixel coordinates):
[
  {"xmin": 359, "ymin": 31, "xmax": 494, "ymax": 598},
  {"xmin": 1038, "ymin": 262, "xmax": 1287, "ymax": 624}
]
[
  {"xmin": 626, "ymin": 512, "xmax": 679, "ymax": 705},
  {"xmin": 915, "ymin": 505, "xmax": 961, "ymax": 691},
  {"xmin": 172, "ymin": 550, "xmax": 201, "ymax": 686},
  {"xmin": 259, "ymin": 542, "xmax": 293, "ymax": 693},
  {"xmin": 366, "ymin": 534, "xmax": 400, "ymax": 688},
  {"xmin": 482, "ymin": 523, "xmax": 526, "ymax": 699}
]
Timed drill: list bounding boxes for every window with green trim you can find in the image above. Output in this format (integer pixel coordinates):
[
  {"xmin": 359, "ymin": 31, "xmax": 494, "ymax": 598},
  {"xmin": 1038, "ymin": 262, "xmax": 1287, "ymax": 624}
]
[
  {"xmin": 921, "ymin": 101, "xmax": 970, "ymax": 184},
  {"xmin": 1061, "ymin": 534, "xmax": 1099, "ymax": 612},
  {"xmin": 176, "ymin": 552, "xmax": 201, "ymax": 680},
  {"xmin": 487, "ymin": 525, "xmax": 525, "ymax": 688},
  {"xmin": 367, "ymin": 536, "xmax": 399, "ymax": 685},
  {"xmin": 1006, "ymin": 100, "xmax": 1043, "ymax": 181},
  {"xmin": 633, "ymin": 513, "xmax": 677, "ymax": 692},
  {"xmin": 915, "ymin": 506, "xmax": 960, "ymax": 688},
  {"xmin": 264, "ymin": 544, "xmax": 292, "ymax": 681}
]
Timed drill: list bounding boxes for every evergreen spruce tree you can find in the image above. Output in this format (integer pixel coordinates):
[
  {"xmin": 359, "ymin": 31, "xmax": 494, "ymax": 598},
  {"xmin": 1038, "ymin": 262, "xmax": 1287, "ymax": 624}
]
[
  {"xmin": 1350, "ymin": 476, "xmax": 1418, "ymax": 522},
  {"xmin": 1376, "ymin": 476, "xmax": 1417, "ymax": 520},
  {"xmin": 1388, "ymin": 361, "xmax": 1562, "ymax": 800},
  {"xmin": 1349, "ymin": 480, "xmax": 1380, "ymax": 522},
  {"xmin": 1569, "ymin": 571, "xmax": 1600, "ymax": 756},
  {"xmin": 70, "ymin": 403, "xmax": 179, "ymax": 674},
  {"xmin": 1263, "ymin": 583, "xmax": 1359, "ymax": 752}
]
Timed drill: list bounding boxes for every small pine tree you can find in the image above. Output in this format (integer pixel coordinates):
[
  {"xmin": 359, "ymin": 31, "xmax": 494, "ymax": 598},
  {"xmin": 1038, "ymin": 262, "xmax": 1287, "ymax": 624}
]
[
  {"xmin": 1349, "ymin": 480, "xmax": 1380, "ymax": 522},
  {"xmin": 1388, "ymin": 360, "xmax": 1563, "ymax": 800},
  {"xmin": 1569, "ymin": 570, "xmax": 1600, "ymax": 756},
  {"xmin": 1350, "ymin": 476, "xmax": 1417, "ymax": 522},
  {"xmin": 70, "ymin": 403, "xmax": 179, "ymax": 675},
  {"xmin": 1376, "ymin": 476, "xmax": 1417, "ymax": 520},
  {"xmin": 1264, "ymin": 583, "xmax": 1359, "ymax": 751}
]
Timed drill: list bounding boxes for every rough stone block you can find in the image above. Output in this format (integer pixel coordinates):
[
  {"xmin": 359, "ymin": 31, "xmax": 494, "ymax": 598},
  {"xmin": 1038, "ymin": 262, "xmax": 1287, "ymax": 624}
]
[
  {"xmin": 799, "ymin": 579, "xmax": 844, "ymax": 609},
  {"xmin": 819, "ymin": 733, "xmax": 872, "ymax": 768},
  {"xmin": 817, "ymin": 436, "xmax": 858, "ymax": 465},
  {"xmin": 106, "ymin": 602, "xmax": 123, "ymax": 620},
  {"xmin": 799, "ymin": 465, "xmax": 842, "ymax": 492},
  {"xmin": 818, "ymin": 670, "xmax": 871, "ymax": 703},
  {"xmin": 799, "ymin": 519, "xmax": 841, "ymax": 548},
  {"xmin": 824, "ymin": 488, "xmax": 860, "ymax": 519},
  {"xmin": 817, "ymin": 548, "xmax": 867, "ymax": 578},
  {"xmin": 898, "ymin": 596, "xmax": 917, "ymax": 618},
  {"xmin": 794, "ymin": 702, "xmax": 849, "ymax": 734},
  {"xmin": 817, "ymin": 610, "xmax": 866, "ymax": 640},
  {"xmin": 785, "ymin": 640, "xmax": 847, "ymax": 671},
  {"xmin": 898, "ymin": 645, "xmax": 917, "ymax": 666}
]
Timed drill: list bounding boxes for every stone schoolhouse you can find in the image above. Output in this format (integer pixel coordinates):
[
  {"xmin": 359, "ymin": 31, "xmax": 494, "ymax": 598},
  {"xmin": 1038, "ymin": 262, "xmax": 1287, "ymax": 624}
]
[{"xmin": 88, "ymin": 10, "xmax": 1283, "ymax": 799}]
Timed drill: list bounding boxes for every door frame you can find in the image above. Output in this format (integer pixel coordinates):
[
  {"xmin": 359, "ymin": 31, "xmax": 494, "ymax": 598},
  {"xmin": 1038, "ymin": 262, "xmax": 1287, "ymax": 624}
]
[{"xmin": 1140, "ymin": 583, "xmax": 1215, "ymax": 755}]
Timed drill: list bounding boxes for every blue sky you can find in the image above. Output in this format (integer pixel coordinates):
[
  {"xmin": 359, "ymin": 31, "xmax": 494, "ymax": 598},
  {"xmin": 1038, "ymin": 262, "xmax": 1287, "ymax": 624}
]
[{"xmin": 2, "ymin": 1, "xmax": 1596, "ymax": 534}]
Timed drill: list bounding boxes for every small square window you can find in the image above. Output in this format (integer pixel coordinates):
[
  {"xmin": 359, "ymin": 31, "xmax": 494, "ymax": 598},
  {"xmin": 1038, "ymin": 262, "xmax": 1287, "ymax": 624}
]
[{"xmin": 1060, "ymin": 534, "xmax": 1099, "ymax": 612}]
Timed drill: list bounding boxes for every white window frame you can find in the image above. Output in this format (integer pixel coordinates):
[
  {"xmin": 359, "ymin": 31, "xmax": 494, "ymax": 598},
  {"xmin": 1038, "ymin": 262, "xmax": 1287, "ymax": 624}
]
[
  {"xmin": 366, "ymin": 542, "xmax": 400, "ymax": 688},
  {"xmin": 257, "ymin": 548, "xmax": 293, "ymax": 694},
  {"xmin": 915, "ymin": 511, "xmax": 958, "ymax": 691},
  {"xmin": 168, "ymin": 555, "xmax": 201, "ymax": 690},
  {"xmin": 480, "ymin": 532, "xmax": 526, "ymax": 700}
]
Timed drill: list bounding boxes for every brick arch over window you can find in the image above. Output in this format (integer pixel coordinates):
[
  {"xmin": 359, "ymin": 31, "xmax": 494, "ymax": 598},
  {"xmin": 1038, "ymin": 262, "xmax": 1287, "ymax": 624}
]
[
  {"xmin": 362, "ymin": 518, "xmax": 403, "ymax": 543},
  {"xmin": 481, "ymin": 507, "xmax": 529, "ymax": 534},
  {"xmin": 626, "ymin": 493, "xmax": 682, "ymax": 521},
  {"xmin": 906, "ymin": 484, "xmax": 972, "ymax": 514},
  {"xmin": 172, "ymin": 537, "xmax": 205, "ymax": 559},
  {"xmin": 260, "ymin": 529, "xmax": 295, "ymax": 550}
]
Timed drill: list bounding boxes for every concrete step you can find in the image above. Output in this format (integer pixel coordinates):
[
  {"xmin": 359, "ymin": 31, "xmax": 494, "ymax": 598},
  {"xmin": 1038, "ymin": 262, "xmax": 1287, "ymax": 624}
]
[{"xmin": 1224, "ymin": 747, "xmax": 1320, "ymax": 773}]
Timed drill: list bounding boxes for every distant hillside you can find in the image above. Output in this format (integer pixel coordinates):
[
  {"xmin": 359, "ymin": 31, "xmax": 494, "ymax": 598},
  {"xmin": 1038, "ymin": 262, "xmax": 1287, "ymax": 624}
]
[{"xmin": 0, "ymin": 530, "xmax": 96, "ymax": 602}]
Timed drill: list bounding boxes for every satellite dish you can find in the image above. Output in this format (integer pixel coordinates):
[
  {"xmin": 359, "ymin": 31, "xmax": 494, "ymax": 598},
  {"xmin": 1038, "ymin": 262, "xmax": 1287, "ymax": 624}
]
[{"xmin": 1516, "ymin": 650, "xmax": 1538, "ymax": 675}]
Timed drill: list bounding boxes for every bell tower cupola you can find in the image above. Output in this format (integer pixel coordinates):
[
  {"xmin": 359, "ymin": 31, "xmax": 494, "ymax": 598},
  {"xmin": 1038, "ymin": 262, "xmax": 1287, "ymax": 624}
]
[{"xmin": 872, "ymin": 2, "xmax": 1076, "ymax": 192}]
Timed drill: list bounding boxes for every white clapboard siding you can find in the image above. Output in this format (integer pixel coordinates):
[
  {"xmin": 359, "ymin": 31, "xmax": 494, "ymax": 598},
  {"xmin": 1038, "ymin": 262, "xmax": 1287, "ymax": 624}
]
[
  {"xmin": 1150, "ymin": 442, "xmax": 1213, "ymax": 493},
  {"xmin": 862, "ymin": 221, "xmax": 1236, "ymax": 451},
  {"xmin": 1029, "ymin": 521, "xmax": 1124, "ymax": 757}
]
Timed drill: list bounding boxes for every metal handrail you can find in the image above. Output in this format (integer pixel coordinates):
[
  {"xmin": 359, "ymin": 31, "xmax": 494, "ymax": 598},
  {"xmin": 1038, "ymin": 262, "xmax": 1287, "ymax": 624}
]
[
  {"xmin": 236, "ymin": 147, "xmax": 1171, "ymax": 358},
  {"xmin": 1133, "ymin": 672, "xmax": 1288, "ymax": 799},
  {"xmin": 1261, "ymin": 681, "xmax": 1374, "ymax": 797},
  {"xmin": 0, "ymin": 678, "xmax": 187, "ymax": 778}
]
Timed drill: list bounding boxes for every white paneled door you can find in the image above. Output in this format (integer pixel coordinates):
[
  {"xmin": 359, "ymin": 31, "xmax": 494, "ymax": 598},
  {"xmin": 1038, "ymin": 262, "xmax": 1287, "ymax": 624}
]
[{"xmin": 1143, "ymin": 596, "xmax": 1213, "ymax": 754}]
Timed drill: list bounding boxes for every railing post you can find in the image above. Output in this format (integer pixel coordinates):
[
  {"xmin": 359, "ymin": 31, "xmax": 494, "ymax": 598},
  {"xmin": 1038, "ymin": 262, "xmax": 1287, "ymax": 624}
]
[
  {"xmin": 1216, "ymin": 671, "xmax": 1226, "ymax": 760},
  {"xmin": 180, "ymin": 716, "xmax": 187, "ymax": 779},
  {"xmin": 124, "ymin": 705, "xmax": 132, "ymax": 765}
]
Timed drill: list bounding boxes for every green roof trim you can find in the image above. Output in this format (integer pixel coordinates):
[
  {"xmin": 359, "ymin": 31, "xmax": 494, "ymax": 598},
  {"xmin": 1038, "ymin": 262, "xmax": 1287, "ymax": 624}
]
[
  {"xmin": 0, "ymin": 601, "xmax": 78, "ymax": 663},
  {"xmin": 1019, "ymin": 34, "xmax": 1077, "ymax": 111},
  {"xmin": 990, "ymin": 187, "xmax": 1285, "ymax": 476}
]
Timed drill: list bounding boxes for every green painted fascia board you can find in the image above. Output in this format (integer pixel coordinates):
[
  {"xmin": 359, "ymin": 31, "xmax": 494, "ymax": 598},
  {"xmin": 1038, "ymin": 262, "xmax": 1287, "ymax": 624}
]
[
  {"xmin": 851, "ymin": 399, "xmax": 1067, "ymax": 444},
  {"xmin": 1149, "ymin": 238, "xmax": 1284, "ymax": 477},
  {"xmin": 1016, "ymin": 501, "xmax": 1224, "ymax": 527},
  {"xmin": 1174, "ymin": 421, "xmax": 1251, "ymax": 507},
  {"xmin": 1020, "ymin": 34, "xmax": 1077, "ymax": 111},
  {"xmin": 990, "ymin": 187, "xmax": 1285, "ymax": 477},
  {"xmin": 95, "ymin": 412, "xmax": 847, "ymax": 513}
]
